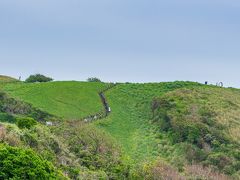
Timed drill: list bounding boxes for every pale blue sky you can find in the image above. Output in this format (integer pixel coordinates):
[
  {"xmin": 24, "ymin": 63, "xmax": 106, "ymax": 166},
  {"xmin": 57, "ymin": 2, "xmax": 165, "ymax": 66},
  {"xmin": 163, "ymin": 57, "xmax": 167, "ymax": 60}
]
[{"xmin": 1, "ymin": 0, "xmax": 240, "ymax": 87}]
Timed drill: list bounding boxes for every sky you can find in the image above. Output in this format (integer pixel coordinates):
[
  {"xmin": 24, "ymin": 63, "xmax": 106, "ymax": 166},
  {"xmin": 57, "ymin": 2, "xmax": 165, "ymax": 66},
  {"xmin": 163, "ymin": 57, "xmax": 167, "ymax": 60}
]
[{"xmin": 0, "ymin": 0, "xmax": 240, "ymax": 87}]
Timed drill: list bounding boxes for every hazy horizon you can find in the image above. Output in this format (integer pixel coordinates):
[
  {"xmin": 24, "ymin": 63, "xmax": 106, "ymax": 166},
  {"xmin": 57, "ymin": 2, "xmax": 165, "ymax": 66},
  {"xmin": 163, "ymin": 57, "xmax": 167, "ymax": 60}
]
[{"xmin": 1, "ymin": 0, "xmax": 240, "ymax": 87}]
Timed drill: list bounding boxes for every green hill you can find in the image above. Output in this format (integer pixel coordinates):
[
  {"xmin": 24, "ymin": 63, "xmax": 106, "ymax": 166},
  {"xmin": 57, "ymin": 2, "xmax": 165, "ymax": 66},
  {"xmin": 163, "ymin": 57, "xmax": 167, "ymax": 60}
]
[
  {"xmin": 149, "ymin": 86, "xmax": 240, "ymax": 174},
  {"xmin": 2, "ymin": 81, "xmax": 107, "ymax": 119},
  {"xmin": 1, "ymin": 79, "xmax": 240, "ymax": 179},
  {"xmin": 97, "ymin": 82, "xmax": 240, "ymax": 178},
  {"xmin": 96, "ymin": 82, "xmax": 201, "ymax": 162},
  {"xmin": 0, "ymin": 75, "xmax": 18, "ymax": 83}
]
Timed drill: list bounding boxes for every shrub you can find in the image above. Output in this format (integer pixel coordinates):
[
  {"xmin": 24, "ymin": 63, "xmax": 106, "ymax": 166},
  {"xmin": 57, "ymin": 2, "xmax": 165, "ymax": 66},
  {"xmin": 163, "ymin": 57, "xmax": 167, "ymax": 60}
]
[
  {"xmin": 22, "ymin": 132, "xmax": 38, "ymax": 147},
  {"xmin": 87, "ymin": 77, "xmax": 101, "ymax": 82},
  {"xmin": 131, "ymin": 160, "xmax": 184, "ymax": 179},
  {"xmin": 1, "ymin": 97, "xmax": 32, "ymax": 115},
  {"xmin": 25, "ymin": 74, "xmax": 53, "ymax": 83},
  {"xmin": 206, "ymin": 153, "xmax": 233, "ymax": 170},
  {"xmin": 16, "ymin": 117, "xmax": 37, "ymax": 129},
  {"xmin": 185, "ymin": 164, "xmax": 230, "ymax": 180},
  {"xmin": 54, "ymin": 121, "xmax": 128, "ymax": 179},
  {"xmin": 0, "ymin": 143, "xmax": 58, "ymax": 179},
  {"xmin": 0, "ymin": 113, "xmax": 16, "ymax": 123},
  {"xmin": 0, "ymin": 125, "xmax": 6, "ymax": 142}
]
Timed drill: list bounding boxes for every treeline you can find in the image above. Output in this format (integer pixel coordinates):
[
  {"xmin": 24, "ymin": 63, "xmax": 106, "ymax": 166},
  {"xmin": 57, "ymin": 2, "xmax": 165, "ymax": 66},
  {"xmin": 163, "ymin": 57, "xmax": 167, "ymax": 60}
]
[{"xmin": 24, "ymin": 74, "xmax": 102, "ymax": 83}]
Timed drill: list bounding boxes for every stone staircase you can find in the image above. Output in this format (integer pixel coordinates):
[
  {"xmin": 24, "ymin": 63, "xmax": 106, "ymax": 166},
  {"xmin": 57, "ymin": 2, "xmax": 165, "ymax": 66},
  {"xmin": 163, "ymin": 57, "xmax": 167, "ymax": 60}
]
[{"xmin": 82, "ymin": 83, "xmax": 117, "ymax": 123}]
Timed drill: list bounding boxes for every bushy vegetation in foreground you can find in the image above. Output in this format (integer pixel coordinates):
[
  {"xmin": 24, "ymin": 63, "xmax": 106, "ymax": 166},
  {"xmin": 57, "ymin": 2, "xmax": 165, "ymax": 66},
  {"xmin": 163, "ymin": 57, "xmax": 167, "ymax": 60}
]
[
  {"xmin": 52, "ymin": 121, "xmax": 129, "ymax": 179},
  {"xmin": 0, "ymin": 85, "xmax": 129, "ymax": 178},
  {"xmin": 0, "ymin": 120, "xmax": 129, "ymax": 179},
  {"xmin": 0, "ymin": 143, "xmax": 62, "ymax": 179}
]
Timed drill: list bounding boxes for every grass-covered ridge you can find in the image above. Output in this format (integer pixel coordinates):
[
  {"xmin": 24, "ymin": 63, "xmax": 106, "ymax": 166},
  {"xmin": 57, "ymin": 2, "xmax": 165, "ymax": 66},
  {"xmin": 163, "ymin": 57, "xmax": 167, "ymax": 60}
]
[
  {"xmin": 1, "ymin": 78, "xmax": 240, "ymax": 178},
  {"xmin": 3, "ymin": 81, "xmax": 107, "ymax": 119},
  {"xmin": 96, "ymin": 82, "xmax": 202, "ymax": 162},
  {"xmin": 96, "ymin": 82, "xmax": 240, "ymax": 178},
  {"xmin": 151, "ymin": 86, "xmax": 240, "ymax": 175},
  {"xmin": 0, "ymin": 75, "xmax": 18, "ymax": 83},
  {"xmin": 0, "ymin": 85, "xmax": 127, "ymax": 178}
]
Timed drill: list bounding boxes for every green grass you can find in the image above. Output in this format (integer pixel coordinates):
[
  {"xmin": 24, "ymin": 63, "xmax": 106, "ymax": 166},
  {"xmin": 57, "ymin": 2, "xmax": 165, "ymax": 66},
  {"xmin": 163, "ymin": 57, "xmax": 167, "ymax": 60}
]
[
  {"xmin": 156, "ymin": 86, "xmax": 240, "ymax": 143},
  {"xmin": 2, "ymin": 80, "xmax": 203, "ymax": 163},
  {"xmin": 95, "ymin": 82, "xmax": 240, "ymax": 177},
  {"xmin": 2, "ymin": 79, "xmax": 240, "ymax": 177},
  {"xmin": 2, "ymin": 81, "xmax": 107, "ymax": 119},
  {"xmin": 95, "ymin": 82, "xmax": 202, "ymax": 163}
]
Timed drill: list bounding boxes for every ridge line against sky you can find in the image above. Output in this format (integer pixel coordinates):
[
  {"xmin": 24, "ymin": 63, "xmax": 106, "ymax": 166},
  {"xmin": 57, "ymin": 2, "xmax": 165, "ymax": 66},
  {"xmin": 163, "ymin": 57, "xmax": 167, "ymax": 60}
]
[{"xmin": 1, "ymin": 0, "xmax": 240, "ymax": 87}]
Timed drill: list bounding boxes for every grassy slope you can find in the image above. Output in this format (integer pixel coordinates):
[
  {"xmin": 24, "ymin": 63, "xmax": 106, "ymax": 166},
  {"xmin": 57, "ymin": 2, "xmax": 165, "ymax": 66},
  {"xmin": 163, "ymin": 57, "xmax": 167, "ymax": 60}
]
[
  {"xmin": 150, "ymin": 85, "xmax": 240, "ymax": 176},
  {"xmin": 2, "ymin": 81, "xmax": 106, "ymax": 119},
  {"xmin": 2, "ymin": 80, "xmax": 240, "ymax": 176},
  {"xmin": 0, "ymin": 75, "xmax": 18, "ymax": 83},
  {"xmin": 95, "ymin": 82, "xmax": 202, "ymax": 163},
  {"xmin": 156, "ymin": 86, "xmax": 240, "ymax": 142},
  {"xmin": 2, "ymin": 80, "xmax": 202, "ymax": 163}
]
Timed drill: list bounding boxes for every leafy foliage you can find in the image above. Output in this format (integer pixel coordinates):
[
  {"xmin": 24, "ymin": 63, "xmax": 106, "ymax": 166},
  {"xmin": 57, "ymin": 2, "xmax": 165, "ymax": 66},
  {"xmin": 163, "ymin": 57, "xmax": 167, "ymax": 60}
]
[
  {"xmin": 1, "ymin": 80, "xmax": 240, "ymax": 178},
  {"xmin": 87, "ymin": 77, "xmax": 102, "ymax": 82},
  {"xmin": 152, "ymin": 87, "xmax": 240, "ymax": 175},
  {"xmin": 16, "ymin": 117, "xmax": 37, "ymax": 129},
  {"xmin": 53, "ymin": 121, "xmax": 129, "ymax": 179},
  {"xmin": 25, "ymin": 74, "xmax": 53, "ymax": 83},
  {"xmin": 131, "ymin": 160, "xmax": 184, "ymax": 179},
  {"xmin": 0, "ymin": 113, "xmax": 16, "ymax": 123},
  {"xmin": 0, "ymin": 143, "xmax": 60, "ymax": 179}
]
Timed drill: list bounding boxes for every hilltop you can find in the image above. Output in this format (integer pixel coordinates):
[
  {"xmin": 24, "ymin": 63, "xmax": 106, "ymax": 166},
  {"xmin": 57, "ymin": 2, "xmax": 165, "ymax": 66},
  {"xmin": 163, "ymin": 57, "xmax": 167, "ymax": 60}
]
[
  {"xmin": 0, "ymin": 76, "xmax": 239, "ymax": 179},
  {"xmin": 0, "ymin": 75, "xmax": 18, "ymax": 83}
]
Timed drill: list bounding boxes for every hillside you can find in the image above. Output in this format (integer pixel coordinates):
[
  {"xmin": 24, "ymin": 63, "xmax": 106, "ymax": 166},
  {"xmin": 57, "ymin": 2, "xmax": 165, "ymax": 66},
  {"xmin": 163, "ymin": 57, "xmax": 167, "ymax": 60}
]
[
  {"xmin": 96, "ymin": 82, "xmax": 201, "ymax": 162},
  {"xmin": 0, "ymin": 79, "xmax": 240, "ymax": 179},
  {"xmin": 0, "ymin": 75, "xmax": 18, "ymax": 83},
  {"xmin": 3, "ymin": 81, "xmax": 107, "ymax": 119},
  {"xmin": 96, "ymin": 82, "xmax": 240, "ymax": 178},
  {"xmin": 149, "ymin": 85, "xmax": 240, "ymax": 178}
]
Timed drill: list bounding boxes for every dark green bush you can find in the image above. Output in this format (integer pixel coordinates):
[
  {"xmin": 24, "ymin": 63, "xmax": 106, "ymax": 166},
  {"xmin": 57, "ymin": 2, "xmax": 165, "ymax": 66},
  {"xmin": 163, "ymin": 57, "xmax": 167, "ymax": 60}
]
[
  {"xmin": 25, "ymin": 74, "xmax": 53, "ymax": 83},
  {"xmin": 87, "ymin": 77, "xmax": 101, "ymax": 82},
  {"xmin": 0, "ymin": 113, "xmax": 16, "ymax": 123},
  {"xmin": 30, "ymin": 109, "xmax": 51, "ymax": 122},
  {"xmin": 16, "ymin": 117, "xmax": 37, "ymax": 129},
  {"xmin": 0, "ymin": 143, "xmax": 58, "ymax": 179}
]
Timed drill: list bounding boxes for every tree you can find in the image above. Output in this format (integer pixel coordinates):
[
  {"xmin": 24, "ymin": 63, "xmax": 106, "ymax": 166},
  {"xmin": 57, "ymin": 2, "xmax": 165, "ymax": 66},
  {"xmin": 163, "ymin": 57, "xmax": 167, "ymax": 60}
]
[
  {"xmin": 16, "ymin": 117, "xmax": 37, "ymax": 129},
  {"xmin": 87, "ymin": 77, "xmax": 101, "ymax": 82},
  {"xmin": 25, "ymin": 74, "xmax": 53, "ymax": 83},
  {"xmin": 0, "ymin": 144, "xmax": 59, "ymax": 179}
]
